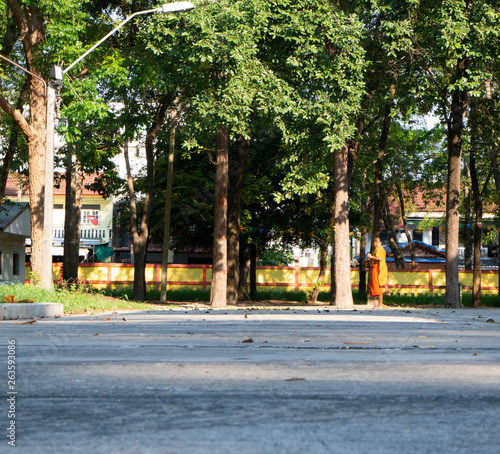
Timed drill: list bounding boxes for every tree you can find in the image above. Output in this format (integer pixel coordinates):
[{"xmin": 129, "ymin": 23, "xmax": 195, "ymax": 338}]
[
  {"xmin": 467, "ymin": 92, "xmax": 499, "ymax": 306},
  {"xmin": 61, "ymin": 0, "xmax": 188, "ymax": 300},
  {"xmin": 268, "ymin": 1, "xmax": 365, "ymax": 308},
  {"xmin": 0, "ymin": 0, "xmax": 92, "ymax": 286},
  {"xmin": 410, "ymin": 0, "xmax": 500, "ymax": 307},
  {"xmin": 145, "ymin": 0, "xmax": 303, "ymax": 306},
  {"xmin": 0, "ymin": 0, "xmax": 52, "ymax": 285}
]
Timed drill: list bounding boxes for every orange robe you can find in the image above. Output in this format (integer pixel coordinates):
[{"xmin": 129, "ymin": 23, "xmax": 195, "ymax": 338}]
[{"xmin": 370, "ymin": 245, "xmax": 388, "ymax": 296}]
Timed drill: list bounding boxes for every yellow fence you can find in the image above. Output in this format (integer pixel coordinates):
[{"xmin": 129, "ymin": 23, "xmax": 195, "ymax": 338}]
[{"xmin": 26, "ymin": 263, "xmax": 499, "ymax": 295}]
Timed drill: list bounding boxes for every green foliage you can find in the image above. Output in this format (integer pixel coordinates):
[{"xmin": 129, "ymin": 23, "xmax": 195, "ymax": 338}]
[
  {"xmin": 417, "ymin": 212, "xmax": 445, "ymax": 232},
  {"xmin": 258, "ymin": 247, "xmax": 296, "ymax": 267}
]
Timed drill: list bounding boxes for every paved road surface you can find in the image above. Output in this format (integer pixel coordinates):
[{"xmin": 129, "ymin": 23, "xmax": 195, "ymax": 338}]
[{"xmin": 2, "ymin": 306, "xmax": 500, "ymax": 453}]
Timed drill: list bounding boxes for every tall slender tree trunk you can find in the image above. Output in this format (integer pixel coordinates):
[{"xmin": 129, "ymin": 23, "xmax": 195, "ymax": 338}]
[
  {"xmin": 329, "ymin": 238, "xmax": 336, "ymax": 304},
  {"xmin": 160, "ymin": 108, "xmax": 178, "ymax": 303},
  {"xmin": 227, "ymin": 138, "xmax": 249, "ymax": 305},
  {"xmin": 309, "ymin": 237, "xmax": 329, "ymax": 304},
  {"xmin": 26, "ymin": 81, "xmax": 46, "ymax": 285},
  {"xmin": 62, "ymin": 144, "xmax": 83, "ymax": 282},
  {"xmin": 210, "ymin": 126, "xmax": 229, "ymax": 307},
  {"xmin": 249, "ymin": 242, "xmax": 257, "ymax": 301},
  {"xmin": 369, "ymin": 84, "xmax": 395, "ymax": 304},
  {"xmin": 238, "ymin": 237, "xmax": 250, "ymax": 301},
  {"xmin": 463, "ymin": 157, "xmax": 473, "ymax": 270},
  {"xmin": 126, "ymin": 96, "xmax": 169, "ymax": 301},
  {"xmin": 356, "ymin": 167, "xmax": 370, "ymax": 293},
  {"xmin": 471, "ymin": 202, "xmax": 483, "ymax": 307},
  {"xmin": 395, "ymin": 182, "xmax": 416, "ymax": 269},
  {"xmin": 372, "ymin": 84, "xmax": 394, "ymax": 243},
  {"xmin": 358, "ymin": 229, "xmax": 367, "ymax": 296},
  {"xmin": 331, "ymin": 143, "xmax": 353, "ymax": 308},
  {"xmin": 445, "ymin": 73, "xmax": 468, "ymax": 308},
  {"xmin": 382, "ymin": 198, "xmax": 405, "ymax": 269},
  {"xmin": 485, "ymin": 82, "xmax": 500, "ymax": 298},
  {"xmin": 469, "ymin": 100, "xmax": 497, "ymax": 307}
]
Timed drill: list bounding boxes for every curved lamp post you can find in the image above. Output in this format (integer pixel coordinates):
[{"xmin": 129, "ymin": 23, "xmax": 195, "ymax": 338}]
[{"xmin": 40, "ymin": 2, "xmax": 195, "ymax": 288}]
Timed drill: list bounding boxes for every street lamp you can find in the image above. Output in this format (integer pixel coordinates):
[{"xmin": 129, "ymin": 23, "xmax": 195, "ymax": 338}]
[
  {"xmin": 41, "ymin": 2, "xmax": 195, "ymax": 288},
  {"xmin": 62, "ymin": 2, "xmax": 195, "ymax": 75}
]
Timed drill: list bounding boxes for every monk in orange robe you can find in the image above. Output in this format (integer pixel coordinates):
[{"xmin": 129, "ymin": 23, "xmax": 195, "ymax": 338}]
[{"xmin": 367, "ymin": 236, "xmax": 388, "ymax": 309}]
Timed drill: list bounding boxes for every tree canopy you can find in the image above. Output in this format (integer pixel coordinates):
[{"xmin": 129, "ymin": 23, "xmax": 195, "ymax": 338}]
[{"xmin": 1, "ymin": 0, "xmax": 500, "ymax": 305}]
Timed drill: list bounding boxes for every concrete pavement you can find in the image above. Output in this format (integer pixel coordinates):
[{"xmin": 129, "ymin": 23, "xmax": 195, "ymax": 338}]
[{"xmin": 2, "ymin": 306, "xmax": 500, "ymax": 453}]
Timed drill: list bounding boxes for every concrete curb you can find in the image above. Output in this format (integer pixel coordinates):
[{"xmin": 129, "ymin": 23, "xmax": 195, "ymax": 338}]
[{"xmin": 0, "ymin": 302, "xmax": 63, "ymax": 320}]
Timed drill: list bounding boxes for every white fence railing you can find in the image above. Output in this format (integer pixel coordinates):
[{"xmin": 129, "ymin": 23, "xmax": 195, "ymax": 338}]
[{"xmin": 53, "ymin": 229, "xmax": 110, "ymax": 242}]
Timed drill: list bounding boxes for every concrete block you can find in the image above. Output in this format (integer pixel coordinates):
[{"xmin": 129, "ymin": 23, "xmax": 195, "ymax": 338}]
[{"xmin": 0, "ymin": 303, "xmax": 64, "ymax": 320}]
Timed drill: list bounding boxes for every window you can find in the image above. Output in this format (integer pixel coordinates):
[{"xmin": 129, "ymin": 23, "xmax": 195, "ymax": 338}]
[
  {"xmin": 13, "ymin": 252, "xmax": 20, "ymax": 276},
  {"xmin": 413, "ymin": 229, "xmax": 423, "ymax": 242},
  {"xmin": 81, "ymin": 204, "xmax": 100, "ymax": 225},
  {"xmin": 0, "ymin": 251, "xmax": 2, "ymax": 276},
  {"xmin": 432, "ymin": 227, "xmax": 440, "ymax": 246}
]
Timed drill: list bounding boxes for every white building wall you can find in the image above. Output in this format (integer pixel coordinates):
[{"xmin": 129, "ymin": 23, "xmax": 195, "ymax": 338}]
[{"xmin": 0, "ymin": 239, "xmax": 26, "ymax": 284}]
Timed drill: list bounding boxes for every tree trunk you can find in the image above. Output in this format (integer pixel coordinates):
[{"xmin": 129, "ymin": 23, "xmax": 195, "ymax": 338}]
[
  {"xmin": 463, "ymin": 157, "xmax": 473, "ymax": 270},
  {"xmin": 445, "ymin": 77, "xmax": 468, "ymax": 308},
  {"xmin": 471, "ymin": 203, "xmax": 482, "ymax": 307},
  {"xmin": 26, "ymin": 84, "xmax": 46, "ymax": 285},
  {"xmin": 309, "ymin": 237, "xmax": 329, "ymax": 304},
  {"xmin": 62, "ymin": 145, "xmax": 83, "ymax": 282},
  {"xmin": 358, "ymin": 229, "xmax": 367, "ymax": 296},
  {"xmin": 0, "ymin": 2, "xmax": 48, "ymax": 285},
  {"xmin": 227, "ymin": 138, "xmax": 249, "ymax": 305},
  {"xmin": 127, "ymin": 96, "xmax": 169, "ymax": 301},
  {"xmin": 372, "ymin": 89, "xmax": 393, "ymax": 243},
  {"xmin": 249, "ymin": 242, "xmax": 257, "ymax": 301},
  {"xmin": 329, "ymin": 238, "xmax": 336, "ymax": 305},
  {"xmin": 486, "ymin": 85, "xmax": 500, "ymax": 299},
  {"xmin": 331, "ymin": 143, "xmax": 353, "ymax": 308},
  {"xmin": 469, "ymin": 100, "xmax": 497, "ymax": 307},
  {"xmin": 210, "ymin": 126, "xmax": 229, "ymax": 307},
  {"xmin": 395, "ymin": 181, "xmax": 416, "ymax": 269},
  {"xmin": 382, "ymin": 198, "xmax": 405, "ymax": 269},
  {"xmin": 160, "ymin": 108, "xmax": 178, "ymax": 303},
  {"xmin": 469, "ymin": 101, "xmax": 481, "ymax": 307},
  {"xmin": 123, "ymin": 136, "xmax": 140, "ymax": 295},
  {"xmin": 238, "ymin": 239, "xmax": 250, "ymax": 301}
]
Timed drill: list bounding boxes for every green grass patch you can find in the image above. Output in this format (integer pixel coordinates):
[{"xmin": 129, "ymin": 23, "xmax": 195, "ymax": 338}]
[
  {"xmin": 0, "ymin": 284, "xmax": 165, "ymax": 314},
  {"xmin": 460, "ymin": 292, "xmax": 500, "ymax": 308}
]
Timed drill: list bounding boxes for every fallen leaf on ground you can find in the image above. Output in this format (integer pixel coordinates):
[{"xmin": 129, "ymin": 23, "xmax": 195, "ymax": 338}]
[
  {"xmin": 285, "ymin": 377, "xmax": 306, "ymax": 382},
  {"xmin": 240, "ymin": 338, "xmax": 254, "ymax": 343},
  {"xmin": 14, "ymin": 320, "xmax": 37, "ymax": 324}
]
